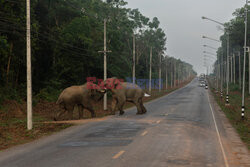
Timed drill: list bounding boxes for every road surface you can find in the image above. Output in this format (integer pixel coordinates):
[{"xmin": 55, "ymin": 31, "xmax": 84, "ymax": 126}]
[{"xmin": 0, "ymin": 79, "xmax": 249, "ymax": 167}]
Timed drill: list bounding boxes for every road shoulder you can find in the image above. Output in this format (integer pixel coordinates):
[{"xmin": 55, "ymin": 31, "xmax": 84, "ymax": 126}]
[{"xmin": 208, "ymin": 90, "xmax": 250, "ymax": 166}]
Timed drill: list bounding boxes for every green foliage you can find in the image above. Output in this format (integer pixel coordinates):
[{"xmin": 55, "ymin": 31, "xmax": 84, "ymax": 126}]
[
  {"xmin": 35, "ymin": 87, "xmax": 61, "ymax": 102},
  {"xmin": 0, "ymin": 0, "xmax": 195, "ymax": 104},
  {"xmin": 0, "ymin": 86, "xmax": 23, "ymax": 107},
  {"xmin": 229, "ymin": 83, "xmax": 241, "ymax": 91},
  {"xmin": 214, "ymin": 5, "xmax": 250, "ymax": 92}
]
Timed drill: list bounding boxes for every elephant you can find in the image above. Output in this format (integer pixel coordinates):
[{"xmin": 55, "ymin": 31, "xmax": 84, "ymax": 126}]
[
  {"xmin": 102, "ymin": 78, "xmax": 150, "ymax": 115},
  {"xmin": 55, "ymin": 82, "xmax": 106, "ymax": 120}
]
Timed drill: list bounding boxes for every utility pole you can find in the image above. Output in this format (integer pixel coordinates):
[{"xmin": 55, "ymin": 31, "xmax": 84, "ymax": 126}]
[
  {"xmin": 185, "ymin": 66, "xmax": 187, "ymax": 81},
  {"xmin": 217, "ymin": 63, "xmax": 220, "ymax": 92},
  {"xmin": 133, "ymin": 34, "xmax": 136, "ymax": 84},
  {"xmin": 99, "ymin": 19, "xmax": 111, "ymax": 111},
  {"xmin": 103, "ymin": 19, "xmax": 108, "ymax": 111},
  {"xmin": 226, "ymin": 33, "xmax": 229, "ymax": 105},
  {"xmin": 165, "ymin": 57, "xmax": 168, "ymax": 90},
  {"xmin": 220, "ymin": 55, "xmax": 223, "ymax": 99},
  {"xmin": 26, "ymin": 0, "xmax": 32, "ymax": 130},
  {"xmin": 179, "ymin": 65, "xmax": 182, "ymax": 83},
  {"xmin": 239, "ymin": 52, "xmax": 241, "ymax": 89},
  {"xmin": 149, "ymin": 47, "xmax": 152, "ymax": 94},
  {"xmin": 159, "ymin": 53, "xmax": 162, "ymax": 92},
  {"xmin": 249, "ymin": 49, "xmax": 250, "ymax": 95},
  {"xmin": 241, "ymin": 0, "xmax": 248, "ymax": 119},
  {"xmin": 230, "ymin": 56, "xmax": 233, "ymax": 83},
  {"xmin": 171, "ymin": 61, "xmax": 173, "ymax": 88},
  {"xmin": 174, "ymin": 61, "xmax": 176, "ymax": 87},
  {"xmin": 233, "ymin": 53, "xmax": 235, "ymax": 84}
]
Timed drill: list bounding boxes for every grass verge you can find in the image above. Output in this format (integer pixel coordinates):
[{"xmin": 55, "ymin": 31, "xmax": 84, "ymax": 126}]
[{"xmin": 208, "ymin": 81, "xmax": 250, "ymax": 150}]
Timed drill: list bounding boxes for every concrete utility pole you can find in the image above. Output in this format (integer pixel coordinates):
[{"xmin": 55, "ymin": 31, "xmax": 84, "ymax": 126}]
[
  {"xmin": 99, "ymin": 19, "xmax": 111, "ymax": 111},
  {"xmin": 226, "ymin": 33, "xmax": 230, "ymax": 105},
  {"xmin": 220, "ymin": 55, "xmax": 223, "ymax": 98},
  {"xmin": 241, "ymin": 0, "xmax": 248, "ymax": 119},
  {"xmin": 174, "ymin": 61, "xmax": 176, "ymax": 87},
  {"xmin": 133, "ymin": 34, "xmax": 136, "ymax": 84},
  {"xmin": 239, "ymin": 52, "xmax": 241, "ymax": 89},
  {"xmin": 249, "ymin": 50, "xmax": 250, "ymax": 95},
  {"xmin": 230, "ymin": 56, "xmax": 233, "ymax": 83},
  {"xmin": 165, "ymin": 57, "xmax": 168, "ymax": 90},
  {"xmin": 171, "ymin": 61, "xmax": 173, "ymax": 88},
  {"xmin": 179, "ymin": 65, "xmax": 182, "ymax": 83},
  {"xmin": 159, "ymin": 53, "xmax": 162, "ymax": 92},
  {"xmin": 233, "ymin": 53, "xmax": 236, "ymax": 84},
  {"xmin": 217, "ymin": 63, "xmax": 220, "ymax": 92},
  {"xmin": 149, "ymin": 47, "xmax": 152, "ymax": 94},
  {"xmin": 26, "ymin": 0, "xmax": 32, "ymax": 130},
  {"xmin": 103, "ymin": 19, "xmax": 108, "ymax": 111}
]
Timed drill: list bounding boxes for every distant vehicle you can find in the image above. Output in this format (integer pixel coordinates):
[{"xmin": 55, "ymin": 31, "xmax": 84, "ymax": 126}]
[
  {"xmin": 199, "ymin": 74, "xmax": 205, "ymax": 81},
  {"xmin": 200, "ymin": 81, "xmax": 205, "ymax": 87},
  {"xmin": 205, "ymin": 85, "xmax": 208, "ymax": 89}
]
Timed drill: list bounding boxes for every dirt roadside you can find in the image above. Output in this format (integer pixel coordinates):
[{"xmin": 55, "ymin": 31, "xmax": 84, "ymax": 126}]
[
  {"xmin": 0, "ymin": 79, "xmax": 192, "ymax": 151},
  {"xmin": 208, "ymin": 90, "xmax": 250, "ymax": 166}
]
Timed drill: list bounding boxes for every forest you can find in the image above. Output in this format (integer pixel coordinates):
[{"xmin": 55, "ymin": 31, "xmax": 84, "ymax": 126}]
[
  {"xmin": 0, "ymin": 0, "xmax": 195, "ymax": 105},
  {"xmin": 214, "ymin": 5, "xmax": 250, "ymax": 91}
]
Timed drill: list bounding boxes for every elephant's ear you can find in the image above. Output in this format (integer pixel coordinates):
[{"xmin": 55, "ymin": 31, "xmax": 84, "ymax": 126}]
[
  {"xmin": 103, "ymin": 77, "xmax": 122, "ymax": 89},
  {"xmin": 88, "ymin": 89, "xmax": 97, "ymax": 97}
]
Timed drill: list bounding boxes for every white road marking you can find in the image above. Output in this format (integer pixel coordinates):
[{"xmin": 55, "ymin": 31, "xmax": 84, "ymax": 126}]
[
  {"xmin": 112, "ymin": 151, "xmax": 125, "ymax": 159},
  {"xmin": 156, "ymin": 120, "xmax": 161, "ymax": 124},
  {"xmin": 141, "ymin": 131, "xmax": 148, "ymax": 136},
  {"xmin": 207, "ymin": 92, "xmax": 229, "ymax": 167}
]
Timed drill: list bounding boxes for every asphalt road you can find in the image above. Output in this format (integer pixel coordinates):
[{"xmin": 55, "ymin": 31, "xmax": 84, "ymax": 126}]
[{"xmin": 0, "ymin": 79, "xmax": 249, "ymax": 167}]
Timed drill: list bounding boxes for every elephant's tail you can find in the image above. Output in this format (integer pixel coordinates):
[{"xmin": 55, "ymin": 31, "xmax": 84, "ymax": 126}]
[
  {"xmin": 56, "ymin": 95, "xmax": 64, "ymax": 105},
  {"xmin": 144, "ymin": 93, "xmax": 151, "ymax": 97},
  {"xmin": 56, "ymin": 98, "xmax": 63, "ymax": 105},
  {"xmin": 56, "ymin": 90, "xmax": 65, "ymax": 105}
]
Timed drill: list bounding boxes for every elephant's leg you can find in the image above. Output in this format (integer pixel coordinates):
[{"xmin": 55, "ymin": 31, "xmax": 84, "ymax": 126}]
[
  {"xmin": 135, "ymin": 99, "xmax": 143, "ymax": 115},
  {"xmin": 85, "ymin": 104, "xmax": 96, "ymax": 118},
  {"xmin": 117, "ymin": 98, "xmax": 126, "ymax": 115},
  {"xmin": 54, "ymin": 108, "xmax": 67, "ymax": 121},
  {"xmin": 78, "ymin": 105, "xmax": 84, "ymax": 119},
  {"xmin": 141, "ymin": 104, "xmax": 147, "ymax": 114},
  {"xmin": 111, "ymin": 98, "xmax": 118, "ymax": 115},
  {"xmin": 138, "ymin": 98, "xmax": 147, "ymax": 114},
  {"xmin": 65, "ymin": 104, "xmax": 74, "ymax": 120}
]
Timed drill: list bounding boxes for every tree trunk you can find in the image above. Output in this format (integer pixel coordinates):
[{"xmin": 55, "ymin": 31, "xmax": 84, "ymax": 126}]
[{"xmin": 6, "ymin": 42, "xmax": 13, "ymax": 86}]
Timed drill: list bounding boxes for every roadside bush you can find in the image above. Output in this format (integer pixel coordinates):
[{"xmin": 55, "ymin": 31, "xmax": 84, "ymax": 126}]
[
  {"xmin": 229, "ymin": 84, "xmax": 241, "ymax": 91},
  {"xmin": 35, "ymin": 87, "xmax": 61, "ymax": 103},
  {"xmin": 0, "ymin": 86, "xmax": 23, "ymax": 108}
]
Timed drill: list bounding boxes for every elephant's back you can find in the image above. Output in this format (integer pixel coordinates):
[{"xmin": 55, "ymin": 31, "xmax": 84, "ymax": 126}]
[
  {"xmin": 121, "ymin": 82, "xmax": 140, "ymax": 89},
  {"xmin": 58, "ymin": 85, "xmax": 85, "ymax": 103},
  {"xmin": 122, "ymin": 82, "xmax": 144, "ymax": 98}
]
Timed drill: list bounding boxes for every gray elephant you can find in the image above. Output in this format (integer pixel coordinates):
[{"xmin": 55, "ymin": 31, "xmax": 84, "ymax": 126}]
[
  {"xmin": 55, "ymin": 82, "xmax": 106, "ymax": 120},
  {"xmin": 102, "ymin": 78, "xmax": 150, "ymax": 115}
]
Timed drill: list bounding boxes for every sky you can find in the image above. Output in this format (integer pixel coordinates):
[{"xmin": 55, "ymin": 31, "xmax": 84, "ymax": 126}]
[{"xmin": 125, "ymin": 0, "xmax": 245, "ymax": 74}]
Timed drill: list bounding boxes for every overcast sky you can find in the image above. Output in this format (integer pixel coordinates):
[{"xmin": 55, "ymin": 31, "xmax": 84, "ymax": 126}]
[{"xmin": 125, "ymin": 0, "xmax": 245, "ymax": 74}]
